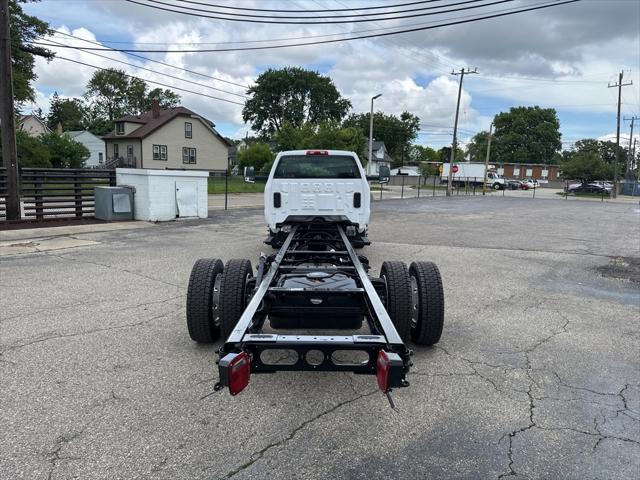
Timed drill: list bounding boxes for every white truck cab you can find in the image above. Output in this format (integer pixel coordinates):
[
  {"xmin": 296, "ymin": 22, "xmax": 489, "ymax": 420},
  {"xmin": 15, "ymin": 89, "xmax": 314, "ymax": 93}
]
[{"xmin": 245, "ymin": 149, "xmax": 389, "ymax": 247}]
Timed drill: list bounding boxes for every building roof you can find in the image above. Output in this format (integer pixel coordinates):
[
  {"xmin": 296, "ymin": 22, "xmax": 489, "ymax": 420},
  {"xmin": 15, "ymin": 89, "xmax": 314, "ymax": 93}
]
[
  {"xmin": 364, "ymin": 140, "xmax": 393, "ymax": 163},
  {"xmin": 103, "ymin": 106, "xmax": 232, "ymax": 147},
  {"xmin": 65, "ymin": 130, "xmax": 105, "ymax": 143},
  {"xmin": 18, "ymin": 115, "xmax": 51, "ymax": 133},
  {"xmin": 499, "ymin": 162, "xmax": 561, "ymax": 167}
]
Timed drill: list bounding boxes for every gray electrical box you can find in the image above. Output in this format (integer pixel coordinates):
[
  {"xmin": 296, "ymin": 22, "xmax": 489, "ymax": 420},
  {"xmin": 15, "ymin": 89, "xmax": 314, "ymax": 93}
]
[{"xmin": 94, "ymin": 186, "xmax": 135, "ymax": 221}]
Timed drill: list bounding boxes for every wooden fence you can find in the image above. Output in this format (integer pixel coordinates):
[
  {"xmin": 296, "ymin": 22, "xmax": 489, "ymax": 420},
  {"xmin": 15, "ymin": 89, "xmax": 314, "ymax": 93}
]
[{"xmin": 0, "ymin": 168, "xmax": 116, "ymax": 220}]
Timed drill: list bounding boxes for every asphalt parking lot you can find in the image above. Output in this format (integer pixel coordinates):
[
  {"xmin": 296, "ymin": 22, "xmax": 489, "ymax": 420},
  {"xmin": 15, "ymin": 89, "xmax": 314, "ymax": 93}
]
[{"xmin": 1, "ymin": 196, "xmax": 639, "ymax": 479}]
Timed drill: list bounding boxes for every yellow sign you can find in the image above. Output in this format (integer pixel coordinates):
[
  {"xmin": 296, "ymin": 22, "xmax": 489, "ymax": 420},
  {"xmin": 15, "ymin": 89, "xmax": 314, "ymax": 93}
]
[{"xmin": 438, "ymin": 164, "xmax": 443, "ymax": 173}]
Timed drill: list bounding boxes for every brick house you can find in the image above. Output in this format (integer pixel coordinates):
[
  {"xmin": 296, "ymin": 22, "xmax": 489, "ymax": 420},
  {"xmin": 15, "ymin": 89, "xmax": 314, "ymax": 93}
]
[
  {"xmin": 103, "ymin": 101, "xmax": 232, "ymax": 171},
  {"xmin": 497, "ymin": 163, "xmax": 561, "ymax": 181}
]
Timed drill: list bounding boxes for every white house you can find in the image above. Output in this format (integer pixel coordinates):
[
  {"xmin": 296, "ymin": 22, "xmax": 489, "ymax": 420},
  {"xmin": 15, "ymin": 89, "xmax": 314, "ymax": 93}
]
[
  {"xmin": 363, "ymin": 141, "xmax": 393, "ymax": 176},
  {"xmin": 66, "ymin": 131, "xmax": 105, "ymax": 167},
  {"xmin": 18, "ymin": 115, "xmax": 51, "ymax": 137}
]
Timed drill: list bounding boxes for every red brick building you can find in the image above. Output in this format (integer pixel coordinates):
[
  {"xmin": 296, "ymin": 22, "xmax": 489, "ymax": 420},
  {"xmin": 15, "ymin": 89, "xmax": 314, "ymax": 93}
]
[{"xmin": 496, "ymin": 163, "xmax": 561, "ymax": 181}]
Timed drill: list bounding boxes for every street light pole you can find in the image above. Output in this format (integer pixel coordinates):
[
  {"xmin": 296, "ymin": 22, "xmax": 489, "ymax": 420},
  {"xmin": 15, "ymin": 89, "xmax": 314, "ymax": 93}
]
[
  {"xmin": 368, "ymin": 94, "xmax": 382, "ymax": 173},
  {"xmin": 483, "ymin": 122, "xmax": 493, "ymax": 196}
]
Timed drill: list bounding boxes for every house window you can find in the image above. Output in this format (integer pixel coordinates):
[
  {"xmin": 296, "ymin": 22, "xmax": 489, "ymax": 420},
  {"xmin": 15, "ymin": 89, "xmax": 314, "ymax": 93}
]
[
  {"xmin": 185, "ymin": 122, "xmax": 192, "ymax": 139},
  {"xmin": 116, "ymin": 122, "xmax": 125, "ymax": 135},
  {"xmin": 153, "ymin": 144, "xmax": 167, "ymax": 161},
  {"xmin": 513, "ymin": 167, "xmax": 520, "ymax": 177},
  {"xmin": 541, "ymin": 169, "xmax": 549, "ymax": 179},
  {"xmin": 497, "ymin": 167, "xmax": 504, "ymax": 176},
  {"xmin": 182, "ymin": 147, "xmax": 196, "ymax": 164},
  {"xmin": 526, "ymin": 168, "xmax": 533, "ymax": 177},
  {"xmin": 113, "ymin": 144, "xmax": 119, "ymax": 158},
  {"xmin": 127, "ymin": 145, "xmax": 133, "ymax": 160},
  {"xmin": 98, "ymin": 152, "xmax": 104, "ymax": 163}
]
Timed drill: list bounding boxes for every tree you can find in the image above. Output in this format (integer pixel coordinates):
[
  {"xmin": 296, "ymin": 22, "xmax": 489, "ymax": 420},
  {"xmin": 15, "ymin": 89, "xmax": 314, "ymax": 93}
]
[
  {"xmin": 242, "ymin": 67, "xmax": 351, "ymax": 137},
  {"xmin": 237, "ymin": 143, "xmax": 275, "ymax": 175},
  {"xmin": 84, "ymin": 69, "xmax": 131, "ymax": 122},
  {"xmin": 343, "ymin": 111, "xmax": 420, "ymax": 166},
  {"xmin": 0, "ymin": 130, "xmax": 52, "ymax": 167},
  {"xmin": 561, "ymin": 151, "xmax": 611, "ymax": 184},
  {"xmin": 466, "ymin": 130, "xmax": 491, "ymax": 162},
  {"xmin": 124, "ymin": 77, "xmax": 148, "ymax": 115},
  {"xmin": 438, "ymin": 146, "xmax": 464, "ymax": 163},
  {"xmin": 84, "ymin": 69, "xmax": 182, "ymax": 132},
  {"xmin": 143, "ymin": 88, "xmax": 181, "ymax": 111},
  {"xmin": 561, "ymin": 138, "xmax": 626, "ymax": 179},
  {"xmin": 272, "ymin": 122, "xmax": 365, "ymax": 155},
  {"xmin": 40, "ymin": 132, "xmax": 90, "ymax": 168},
  {"xmin": 9, "ymin": 0, "xmax": 53, "ymax": 108},
  {"xmin": 47, "ymin": 92, "xmax": 87, "ymax": 131},
  {"xmin": 491, "ymin": 106, "xmax": 561, "ymax": 165},
  {"xmin": 409, "ymin": 145, "xmax": 439, "ymax": 164},
  {"xmin": 570, "ymin": 139, "xmax": 626, "ymax": 165}
]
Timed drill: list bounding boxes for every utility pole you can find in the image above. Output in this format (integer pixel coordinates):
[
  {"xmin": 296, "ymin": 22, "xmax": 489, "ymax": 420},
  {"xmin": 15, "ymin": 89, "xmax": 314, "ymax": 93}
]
[
  {"xmin": 368, "ymin": 93, "xmax": 382, "ymax": 174},
  {"xmin": 447, "ymin": 67, "xmax": 478, "ymax": 196},
  {"xmin": 623, "ymin": 116, "xmax": 638, "ymax": 174},
  {"xmin": 0, "ymin": 0, "xmax": 20, "ymax": 220},
  {"xmin": 608, "ymin": 71, "xmax": 633, "ymax": 198},
  {"xmin": 483, "ymin": 122, "xmax": 493, "ymax": 196}
]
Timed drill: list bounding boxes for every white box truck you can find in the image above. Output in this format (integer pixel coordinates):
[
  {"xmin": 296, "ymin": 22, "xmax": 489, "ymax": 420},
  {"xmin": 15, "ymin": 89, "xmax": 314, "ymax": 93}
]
[{"xmin": 441, "ymin": 162, "xmax": 506, "ymax": 190}]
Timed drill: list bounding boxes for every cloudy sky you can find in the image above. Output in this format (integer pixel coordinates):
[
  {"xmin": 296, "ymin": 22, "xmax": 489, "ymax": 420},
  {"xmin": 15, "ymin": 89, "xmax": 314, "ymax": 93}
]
[{"xmin": 23, "ymin": 0, "xmax": 640, "ymax": 150}]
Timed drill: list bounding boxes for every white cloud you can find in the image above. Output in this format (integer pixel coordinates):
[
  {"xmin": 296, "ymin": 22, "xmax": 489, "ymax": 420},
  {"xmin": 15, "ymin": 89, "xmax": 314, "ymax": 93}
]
[{"xmin": 26, "ymin": 0, "xmax": 640, "ymax": 145}]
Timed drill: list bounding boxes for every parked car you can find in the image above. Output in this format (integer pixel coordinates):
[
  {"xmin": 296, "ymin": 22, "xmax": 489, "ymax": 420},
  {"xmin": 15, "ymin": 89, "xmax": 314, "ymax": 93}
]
[
  {"xmin": 568, "ymin": 183, "xmax": 610, "ymax": 194},
  {"xmin": 520, "ymin": 179, "xmax": 539, "ymax": 190},
  {"xmin": 506, "ymin": 179, "xmax": 522, "ymax": 190},
  {"xmin": 591, "ymin": 180, "xmax": 613, "ymax": 189}
]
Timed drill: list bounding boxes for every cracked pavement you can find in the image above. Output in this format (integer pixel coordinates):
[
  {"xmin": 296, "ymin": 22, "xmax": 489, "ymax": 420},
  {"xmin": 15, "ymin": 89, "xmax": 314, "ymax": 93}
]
[{"xmin": 1, "ymin": 196, "xmax": 639, "ymax": 479}]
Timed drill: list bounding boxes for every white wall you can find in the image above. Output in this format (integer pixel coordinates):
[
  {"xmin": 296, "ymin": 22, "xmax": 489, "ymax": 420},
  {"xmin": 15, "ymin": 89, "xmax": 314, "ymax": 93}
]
[{"xmin": 116, "ymin": 168, "xmax": 208, "ymax": 221}]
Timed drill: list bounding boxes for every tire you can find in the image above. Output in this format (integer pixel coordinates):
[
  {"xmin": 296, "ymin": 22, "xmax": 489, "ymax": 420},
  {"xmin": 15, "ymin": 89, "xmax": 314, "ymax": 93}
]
[
  {"xmin": 409, "ymin": 261, "xmax": 444, "ymax": 345},
  {"xmin": 186, "ymin": 258, "xmax": 224, "ymax": 343},
  {"xmin": 219, "ymin": 259, "xmax": 253, "ymax": 338},
  {"xmin": 493, "ymin": 182, "xmax": 501, "ymax": 190},
  {"xmin": 380, "ymin": 261, "xmax": 412, "ymax": 342}
]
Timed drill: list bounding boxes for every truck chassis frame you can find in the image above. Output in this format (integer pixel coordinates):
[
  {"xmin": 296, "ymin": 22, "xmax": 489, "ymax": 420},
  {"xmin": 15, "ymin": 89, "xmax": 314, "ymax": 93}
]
[
  {"xmin": 186, "ymin": 219, "xmax": 445, "ymax": 398},
  {"xmin": 215, "ymin": 221, "xmax": 410, "ymax": 391}
]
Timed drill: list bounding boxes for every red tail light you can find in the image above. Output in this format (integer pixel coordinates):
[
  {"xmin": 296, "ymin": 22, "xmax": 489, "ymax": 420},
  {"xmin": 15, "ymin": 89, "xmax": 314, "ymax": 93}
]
[
  {"xmin": 376, "ymin": 350, "xmax": 404, "ymax": 392},
  {"xmin": 219, "ymin": 352, "xmax": 251, "ymax": 396},
  {"xmin": 377, "ymin": 350, "xmax": 391, "ymax": 391},
  {"xmin": 306, "ymin": 150, "xmax": 328, "ymax": 155}
]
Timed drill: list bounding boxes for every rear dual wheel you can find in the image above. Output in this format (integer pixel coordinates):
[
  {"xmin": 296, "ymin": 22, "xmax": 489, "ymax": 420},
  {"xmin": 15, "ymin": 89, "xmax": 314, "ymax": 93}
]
[
  {"xmin": 409, "ymin": 261, "xmax": 444, "ymax": 345},
  {"xmin": 186, "ymin": 258, "xmax": 224, "ymax": 343},
  {"xmin": 382, "ymin": 260, "xmax": 444, "ymax": 345},
  {"xmin": 219, "ymin": 259, "xmax": 253, "ymax": 338},
  {"xmin": 186, "ymin": 258, "xmax": 253, "ymax": 343}
]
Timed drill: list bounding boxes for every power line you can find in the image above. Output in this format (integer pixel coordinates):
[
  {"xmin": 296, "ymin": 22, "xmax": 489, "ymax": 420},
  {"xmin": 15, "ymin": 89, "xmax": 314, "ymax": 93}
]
[
  {"xmin": 128, "ymin": 0, "xmax": 515, "ymax": 24},
  {"xmin": 51, "ymin": 56, "xmax": 245, "ymax": 106},
  {"xmin": 52, "ymin": 30, "xmax": 250, "ymax": 90},
  {"xmin": 41, "ymin": 36, "xmax": 248, "ymax": 99},
  {"xmin": 168, "ymin": 0, "xmax": 489, "ymax": 20},
  {"xmin": 85, "ymin": 1, "xmax": 525, "ymax": 49},
  {"xmin": 32, "ymin": 1, "xmax": 581, "ymax": 54},
  {"xmin": 323, "ymin": 0, "xmax": 453, "ymax": 75},
  {"xmin": 172, "ymin": 0, "xmax": 447, "ymax": 13}
]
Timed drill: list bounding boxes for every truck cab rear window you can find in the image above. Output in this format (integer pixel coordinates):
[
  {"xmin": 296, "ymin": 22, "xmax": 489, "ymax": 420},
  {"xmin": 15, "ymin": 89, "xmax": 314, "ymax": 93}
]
[{"xmin": 274, "ymin": 155, "xmax": 359, "ymax": 179}]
